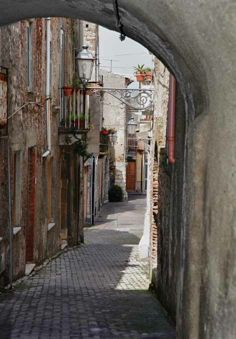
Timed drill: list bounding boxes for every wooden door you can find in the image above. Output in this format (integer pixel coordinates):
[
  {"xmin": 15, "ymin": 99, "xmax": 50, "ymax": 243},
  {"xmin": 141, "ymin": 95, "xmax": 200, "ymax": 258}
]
[
  {"xmin": 26, "ymin": 147, "xmax": 36, "ymax": 262},
  {"xmin": 126, "ymin": 161, "xmax": 136, "ymax": 192}
]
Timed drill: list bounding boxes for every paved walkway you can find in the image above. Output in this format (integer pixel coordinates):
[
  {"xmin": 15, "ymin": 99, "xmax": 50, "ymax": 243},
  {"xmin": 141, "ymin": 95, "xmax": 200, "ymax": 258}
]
[{"xmin": 0, "ymin": 195, "xmax": 175, "ymax": 338}]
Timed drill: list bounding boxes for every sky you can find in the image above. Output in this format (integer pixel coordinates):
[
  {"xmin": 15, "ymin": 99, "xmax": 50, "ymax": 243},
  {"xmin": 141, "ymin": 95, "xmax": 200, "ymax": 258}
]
[{"xmin": 99, "ymin": 26, "xmax": 153, "ymax": 78}]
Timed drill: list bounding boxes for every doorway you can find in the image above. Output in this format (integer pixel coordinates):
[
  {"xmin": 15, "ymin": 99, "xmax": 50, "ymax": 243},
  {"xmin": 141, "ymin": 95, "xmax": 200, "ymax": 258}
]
[
  {"xmin": 25, "ymin": 146, "xmax": 36, "ymax": 262},
  {"xmin": 126, "ymin": 160, "xmax": 136, "ymax": 192}
]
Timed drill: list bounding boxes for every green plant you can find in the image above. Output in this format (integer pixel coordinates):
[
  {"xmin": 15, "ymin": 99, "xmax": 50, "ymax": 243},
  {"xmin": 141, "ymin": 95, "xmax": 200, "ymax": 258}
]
[
  {"xmin": 78, "ymin": 114, "xmax": 85, "ymax": 120},
  {"xmin": 65, "ymin": 80, "xmax": 73, "ymax": 87},
  {"xmin": 134, "ymin": 64, "xmax": 145, "ymax": 73},
  {"xmin": 68, "ymin": 113, "xmax": 78, "ymax": 122},
  {"xmin": 73, "ymin": 77, "xmax": 81, "ymax": 89},
  {"xmin": 74, "ymin": 139, "xmax": 92, "ymax": 160},
  {"xmin": 108, "ymin": 185, "xmax": 123, "ymax": 202},
  {"xmin": 145, "ymin": 67, "xmax": 152, "ymax": 72}
]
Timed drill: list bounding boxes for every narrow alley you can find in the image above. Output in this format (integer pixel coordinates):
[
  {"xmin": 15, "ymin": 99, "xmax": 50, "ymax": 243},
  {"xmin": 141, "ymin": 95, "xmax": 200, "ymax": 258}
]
[{"xmin": 0, "ymin": 196, "xmax": 175, "ymax": 339}]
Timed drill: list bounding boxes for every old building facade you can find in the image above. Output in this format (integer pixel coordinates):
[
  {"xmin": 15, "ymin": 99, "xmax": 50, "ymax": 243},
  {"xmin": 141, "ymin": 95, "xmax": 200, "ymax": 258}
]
[{"xmin": 0, "ymin": 18, "xmax": 102, "ymax": 284}]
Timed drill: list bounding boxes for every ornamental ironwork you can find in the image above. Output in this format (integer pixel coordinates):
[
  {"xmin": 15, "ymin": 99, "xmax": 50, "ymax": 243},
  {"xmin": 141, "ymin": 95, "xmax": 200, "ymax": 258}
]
[{"xmin": 89, "ymin": 87, "xmax": 154, "ymax": 111}]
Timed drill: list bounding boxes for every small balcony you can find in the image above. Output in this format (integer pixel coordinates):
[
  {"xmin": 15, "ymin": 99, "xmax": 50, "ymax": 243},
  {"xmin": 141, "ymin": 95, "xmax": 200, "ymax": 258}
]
[
  {"xmin": 58, "ymin": 88, "xmax": 90, "ymax": 145},
  {"xmin": 59, "ymin": 113, "xmax": 88, "ymax": 133}
]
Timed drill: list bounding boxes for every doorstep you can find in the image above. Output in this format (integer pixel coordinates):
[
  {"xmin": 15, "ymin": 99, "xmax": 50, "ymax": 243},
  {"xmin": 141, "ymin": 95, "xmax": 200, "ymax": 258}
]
[
  {"xmin": 13, "ymin": 226, "xmax": 22, "ymax": 236},
  {"xmin": 25, "ymin": 263, "xmax": 36, "ymax": 276},
  {"xmin": 61, "ymin": 240, "xmax": 68, "ymax": 250}
]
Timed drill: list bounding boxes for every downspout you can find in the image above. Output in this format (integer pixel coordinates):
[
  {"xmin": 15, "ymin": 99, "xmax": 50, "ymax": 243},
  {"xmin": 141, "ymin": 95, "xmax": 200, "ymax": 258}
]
[
  {"xmin": 167, "ymin": 74, "xmax": 176, "ymax": 164},
  {"xmin": 7, "ymin": 140, "xmax": 13, "ymax": 288},
  {"xmin": 43, "ymin": 17, "xmax": 51, "ymax": 157}
]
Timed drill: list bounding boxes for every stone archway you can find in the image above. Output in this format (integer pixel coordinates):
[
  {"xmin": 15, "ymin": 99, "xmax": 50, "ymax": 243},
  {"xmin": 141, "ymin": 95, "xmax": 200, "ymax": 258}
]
[{"xmin": 0, "ymin": 1, "xmax": 236, "ymax": 338}]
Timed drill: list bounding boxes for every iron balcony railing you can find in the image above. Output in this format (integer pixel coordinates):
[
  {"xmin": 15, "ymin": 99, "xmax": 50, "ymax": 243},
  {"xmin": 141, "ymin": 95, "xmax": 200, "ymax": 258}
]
[{"xmin": 59, "ymin": 88, "xmax": 89, "ymax": 132}]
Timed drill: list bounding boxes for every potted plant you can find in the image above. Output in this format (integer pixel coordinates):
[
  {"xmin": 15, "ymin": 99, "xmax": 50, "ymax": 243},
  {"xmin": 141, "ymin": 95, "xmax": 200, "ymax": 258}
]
[
  {"xmin": 73, "ymin": 77, "xmax": 82, "ymax": 90},
  {"xmin": 134, "ymin": 64, "xmax": 145, "ymax": 82},
  {"xmin": 100, "ymin": 127, "xmax": 109, "ymax": 135},
  {"xmin": 79, "ymin": 114, "xmax": 85, "ymax": 129},
  {"xmin": 145, "ymin": 67, "xmax": 153, "ymax": 82},
  {"xmin": 68, "ymin": 113, "xmax": 79, "ymax": 128},
  {"xmin": 108, "ymin": 185, "xmax": 123, "ymax": 202},
  {"xmin": 63, "ymin": 82, "xmax": 74, "ymax": 96}
]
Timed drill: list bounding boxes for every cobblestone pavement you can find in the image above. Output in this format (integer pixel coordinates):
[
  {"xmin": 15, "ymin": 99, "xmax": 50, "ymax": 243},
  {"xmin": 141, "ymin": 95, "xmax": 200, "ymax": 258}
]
[{"xmin": 0, "ymin": 195, "xmax": 175, "ymax": 338}]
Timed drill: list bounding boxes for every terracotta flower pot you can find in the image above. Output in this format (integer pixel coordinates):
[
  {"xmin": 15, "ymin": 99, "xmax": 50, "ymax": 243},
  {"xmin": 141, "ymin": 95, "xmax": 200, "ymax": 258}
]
[
  {"xmin": 145, "ymin": 72, "xmax": 153, "ymax": 82},
  {"xmin": 135, "ymin": 73, "xmax": 145, "ymax": 82},
  {"xmin": 63, "ymin": 86, "xmax": 74, "ymax": 96},
  {"xmin": 136, "ymin": 73, "xmax": 145, "ymax": 82}
]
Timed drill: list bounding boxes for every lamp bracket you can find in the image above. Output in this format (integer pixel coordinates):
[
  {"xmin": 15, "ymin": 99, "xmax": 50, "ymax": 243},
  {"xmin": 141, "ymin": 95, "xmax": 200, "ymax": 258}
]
[{"xmin": 89, "ymin": 87, "xmax": 154, "ymax": 110}]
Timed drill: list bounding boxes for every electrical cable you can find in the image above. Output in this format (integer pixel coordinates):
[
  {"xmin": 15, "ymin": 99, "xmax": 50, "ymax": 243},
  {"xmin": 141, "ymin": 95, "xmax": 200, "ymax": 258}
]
[{"xmin": 113, "ymin": 0, "xmax": 126, "ymax": 41}]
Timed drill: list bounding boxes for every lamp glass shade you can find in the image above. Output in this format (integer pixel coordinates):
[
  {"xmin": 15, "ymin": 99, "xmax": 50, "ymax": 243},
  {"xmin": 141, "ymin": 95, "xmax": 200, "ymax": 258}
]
[
  {"xmin": 76, "ymin": 45, "xmax": 94, "ymax": 84},
  {"xmin": 127, "ymin": 117, "xmax": 137, "ymax": 134}
]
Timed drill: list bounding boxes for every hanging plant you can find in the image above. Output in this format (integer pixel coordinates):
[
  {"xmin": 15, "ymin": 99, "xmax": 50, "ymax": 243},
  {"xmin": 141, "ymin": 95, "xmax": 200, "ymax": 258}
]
[{"xmin": 74, "ymin": 139, "xmax": 92, "ymax": 160}]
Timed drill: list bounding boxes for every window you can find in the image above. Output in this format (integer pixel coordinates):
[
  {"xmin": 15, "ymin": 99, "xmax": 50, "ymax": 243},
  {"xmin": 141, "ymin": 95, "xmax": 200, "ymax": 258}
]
[
  {"xmin": 13, "ymin": 151, "xmax": 22, "ymax": 226},
  {"xmin": 27, "ymin": 22, "xmax": 33, "ymax": 92}
]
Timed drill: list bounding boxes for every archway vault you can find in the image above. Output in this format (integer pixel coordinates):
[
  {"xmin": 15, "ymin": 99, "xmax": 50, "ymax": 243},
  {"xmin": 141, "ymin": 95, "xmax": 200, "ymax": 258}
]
[{"xmin": 1, "ymin": 0, "xmax": 233, "ymax": 118}]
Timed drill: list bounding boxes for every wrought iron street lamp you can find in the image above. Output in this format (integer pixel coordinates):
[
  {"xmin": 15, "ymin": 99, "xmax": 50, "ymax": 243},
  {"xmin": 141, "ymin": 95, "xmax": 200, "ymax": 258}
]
[
  {"xmin": 76, "ymin": 45, "xmax": 95, "ymax": 130},
  {"xmin": 76, "ymin": 45, "xmax": 95, "ymax": 85},
  {"xmin": 127, "ymin": 117, "xmax": 137, "ymax": 135}
]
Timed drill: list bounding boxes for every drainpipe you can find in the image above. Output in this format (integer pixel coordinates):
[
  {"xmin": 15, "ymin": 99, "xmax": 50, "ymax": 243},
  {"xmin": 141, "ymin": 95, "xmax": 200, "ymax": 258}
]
[
  {"xmin": 43, "ymin": 17, "xmax": 51, "ymax": 157},
  {"xmin": 167, "ymin": 74, "xmax": 176, "ymax": 164},
  {"xmin": 7, "ymin": 141, "xmax": 13, "ymax": 288}
]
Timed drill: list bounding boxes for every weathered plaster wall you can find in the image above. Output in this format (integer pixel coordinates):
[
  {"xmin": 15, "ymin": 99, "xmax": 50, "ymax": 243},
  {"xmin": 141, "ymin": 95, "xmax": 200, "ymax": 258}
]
[{"xmin": 155, "ymin": 85, "xmax": 186, "ymax": 321}]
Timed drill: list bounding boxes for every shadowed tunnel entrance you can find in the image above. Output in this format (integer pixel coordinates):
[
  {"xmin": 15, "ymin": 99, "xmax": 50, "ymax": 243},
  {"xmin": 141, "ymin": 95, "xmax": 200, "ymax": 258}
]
[{"xmin": 0, "ymin": 1, "xmax": 236, "ymax": 338}]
